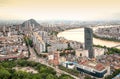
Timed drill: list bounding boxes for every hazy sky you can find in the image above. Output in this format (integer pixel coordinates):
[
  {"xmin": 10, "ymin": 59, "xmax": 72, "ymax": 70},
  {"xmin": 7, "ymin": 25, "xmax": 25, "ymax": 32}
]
[{"xmin": 0, "ymin": 0, "xmax": 120, "ymax": 21}]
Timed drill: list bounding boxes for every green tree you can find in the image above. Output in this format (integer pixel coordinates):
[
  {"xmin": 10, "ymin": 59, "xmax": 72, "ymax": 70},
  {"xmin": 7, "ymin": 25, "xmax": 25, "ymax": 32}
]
[
  {"xmin": 0, "ymin": 59, "xmax": 75, "ymax": 79},
  {"xmin": 59, "ymin": 74, "xmax": 74, "ymax": 79},
  {"xmin": 12, "ymin": 71, "xmax": 29, "ymax": 79},
  {"xmin": 84, "ymin": 75, "xmax": 92, "ymax": 79},
  {"xmin": 0, "ymin": 65, "xmax": 11, "ymax": 79},
  {"xmin": 46, "ymin": 74, "xmax": 58, "ymax": 79}
]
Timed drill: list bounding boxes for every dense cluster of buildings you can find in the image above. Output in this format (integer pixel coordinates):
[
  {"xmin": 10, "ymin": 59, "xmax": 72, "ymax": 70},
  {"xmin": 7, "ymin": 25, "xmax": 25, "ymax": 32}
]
[
  {"xmin": 31, "ymin": 26, "xmax": 110, "ymax": 78},
  {"xmin": 58, "ymin": 27, "xmax": 111, "ymax": 78},
  {"xmin": 31, "ymin": 29, "xmax": 68, "ymax": 54},
  {"xmin": 38, "ymin": 27, "xmax": 108, "ymax": 78},
  {"xmin": 98, "ymin": 54, "xmax": 120, "ymax": 71},
  {"xmin": 0, "ymin": 25, "xmax": 22, "ymax": 37},
  {"xmin": 2, "ymin": 19, "xmax": 119, "ymax": 79},
  {"xmin": 19, "ymin": 20, "xmax": 119, "ymax": 79},
  {"xmin": 94, "ymin": 25, "xmax": 120, "ymax": 40},
  {"xmin": 0, "ymin": 25, "xmax": 28, "ymax": 61},
  {"xmin": 29, "ymin": 23, "xmax": 82, "ymax": 54},
  {"xmin": 20, "ymin": 21, "xmax": 120, "ymax": 79}
]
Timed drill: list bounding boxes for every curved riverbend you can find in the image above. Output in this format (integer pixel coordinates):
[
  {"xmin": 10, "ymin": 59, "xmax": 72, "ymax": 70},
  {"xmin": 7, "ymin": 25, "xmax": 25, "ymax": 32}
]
[{"xmin": 57, "ymin": 28, "xmax": 120, "ymax": 48}]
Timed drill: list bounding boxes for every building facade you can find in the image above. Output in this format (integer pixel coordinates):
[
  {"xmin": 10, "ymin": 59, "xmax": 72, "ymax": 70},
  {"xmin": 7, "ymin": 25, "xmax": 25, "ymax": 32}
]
[
  {"xmin": 32, "ymin": 32, "xmax": 46, "ymax": 54},
  {"xmin": 84, "ymin": 27, "xmax": 94, "ymax": 58}
]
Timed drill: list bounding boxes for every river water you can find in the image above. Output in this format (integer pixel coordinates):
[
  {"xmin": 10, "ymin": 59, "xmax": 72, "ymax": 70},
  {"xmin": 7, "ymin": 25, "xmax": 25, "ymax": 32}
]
[{"xmin": 57, "ymin": 28, "xmax": 120, "ymax": 48}]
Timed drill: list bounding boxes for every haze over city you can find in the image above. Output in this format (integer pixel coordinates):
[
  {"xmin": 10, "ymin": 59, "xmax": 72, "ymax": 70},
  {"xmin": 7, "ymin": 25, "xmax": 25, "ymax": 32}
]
[
  {"xmin": 1, "ymin": 0, "xmax": 120, "ymax": 79},
  {"xmin": 0, "ymin": 0, "xmax": 120, "ymax": 21}
]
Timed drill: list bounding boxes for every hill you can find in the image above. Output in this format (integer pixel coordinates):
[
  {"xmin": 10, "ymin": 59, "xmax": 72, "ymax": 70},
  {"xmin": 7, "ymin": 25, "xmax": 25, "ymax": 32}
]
[{"xmin": 22, "ymin": 19, "xmax": 40, "ymax": 27}]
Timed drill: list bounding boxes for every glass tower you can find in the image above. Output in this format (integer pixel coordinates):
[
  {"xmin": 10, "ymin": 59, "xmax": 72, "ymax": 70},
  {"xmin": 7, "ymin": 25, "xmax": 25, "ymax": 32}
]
[{"xmin": 84, "ymin": 27, "xmax": 94, "ymax": 58}]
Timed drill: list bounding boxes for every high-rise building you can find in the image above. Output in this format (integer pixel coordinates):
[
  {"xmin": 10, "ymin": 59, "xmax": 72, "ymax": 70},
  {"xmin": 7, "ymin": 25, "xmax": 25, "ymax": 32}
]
[
  {"xmin": 84, "ymin": 27, "xmax": 94, "ymax": 58},
  {"xmin": 3, "ymin": 26, "xmax": 5, "ymax": 33},
  {"xmin": 33, "ymin": 32, "xmax": 46, "ymax": 54}
]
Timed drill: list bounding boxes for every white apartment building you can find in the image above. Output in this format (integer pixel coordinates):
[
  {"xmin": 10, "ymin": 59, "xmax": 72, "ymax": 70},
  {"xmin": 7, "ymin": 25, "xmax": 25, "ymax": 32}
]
[{"xmin": 33, "ymin": 32, "xmax": 45, "ymax": 54}]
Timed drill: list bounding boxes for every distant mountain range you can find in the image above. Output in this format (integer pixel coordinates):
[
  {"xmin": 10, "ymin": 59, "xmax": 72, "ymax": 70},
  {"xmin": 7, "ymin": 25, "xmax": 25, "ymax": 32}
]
[{"xmin": 0, "ymin": 19, "xmax": 120, "ymax": 26}]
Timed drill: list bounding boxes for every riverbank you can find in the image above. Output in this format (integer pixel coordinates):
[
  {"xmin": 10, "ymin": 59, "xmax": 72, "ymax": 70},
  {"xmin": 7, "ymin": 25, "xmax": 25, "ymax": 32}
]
[
  {"xmin": 94, "ymin": 44, "xmax": 120, "ymax": 54},
  {"xmin": 57, "ymin": 28, "xmax": 120, "ymax": 48},
  {"xmin": 93, "ymin": 33, "xmax": 120, "ymax": 42}
]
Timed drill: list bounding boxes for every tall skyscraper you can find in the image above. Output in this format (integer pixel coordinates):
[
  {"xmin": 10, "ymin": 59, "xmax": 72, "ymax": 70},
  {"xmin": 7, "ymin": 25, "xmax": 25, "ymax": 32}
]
[
  {"xmin": 84, "ymin": 27, "xmax": 94, "ymax": 58},
  {"xmin": 3, "ymin": 26, "xmax": 5, "ymax": 33}
]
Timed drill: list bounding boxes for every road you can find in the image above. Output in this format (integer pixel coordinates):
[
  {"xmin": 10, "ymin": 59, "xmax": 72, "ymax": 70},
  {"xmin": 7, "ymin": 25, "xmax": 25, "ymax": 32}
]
[{"xmin": 28, "ymin": 47, "xmax": 81, "ymax": 79}]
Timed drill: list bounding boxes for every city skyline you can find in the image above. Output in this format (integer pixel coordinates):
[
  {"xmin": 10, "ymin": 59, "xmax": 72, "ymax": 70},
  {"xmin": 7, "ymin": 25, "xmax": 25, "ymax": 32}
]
[{"xmin": 0, "ymin": 0, "xmax": 120, "ymax": 21}]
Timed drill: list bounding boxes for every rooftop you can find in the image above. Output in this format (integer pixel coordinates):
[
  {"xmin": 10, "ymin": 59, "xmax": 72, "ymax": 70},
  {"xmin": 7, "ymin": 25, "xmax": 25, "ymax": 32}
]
[{"xmin": 78, "ymin": 59, "xmax": 105, "ymax": 71}]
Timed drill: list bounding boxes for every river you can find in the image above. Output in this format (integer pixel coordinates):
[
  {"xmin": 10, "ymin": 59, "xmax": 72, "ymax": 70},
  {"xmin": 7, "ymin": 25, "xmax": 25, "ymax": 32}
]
[{"xmin": 57, "ymin": 28, "xmax": 120, "ymax": 48}]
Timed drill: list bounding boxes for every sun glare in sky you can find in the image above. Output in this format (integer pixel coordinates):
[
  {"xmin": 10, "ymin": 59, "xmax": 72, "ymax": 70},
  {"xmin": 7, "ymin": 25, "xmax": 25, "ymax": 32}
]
[{"xmin": 0, "ymin": 0, "xmax": 120, "ymax": 21}]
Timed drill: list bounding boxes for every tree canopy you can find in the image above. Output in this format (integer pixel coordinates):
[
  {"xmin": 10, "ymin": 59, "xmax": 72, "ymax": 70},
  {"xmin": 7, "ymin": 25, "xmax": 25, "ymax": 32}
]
[{"xmin": 0, "ymin": 59, "xmax": 74, "ymax": 79}]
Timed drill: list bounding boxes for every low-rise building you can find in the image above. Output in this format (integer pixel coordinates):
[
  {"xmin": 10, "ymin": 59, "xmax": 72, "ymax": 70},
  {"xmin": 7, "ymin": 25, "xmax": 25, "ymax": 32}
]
[
  {"xmin": 75, "ymin": 47, "xmax": 105, "ymax": 58},
  {"xmin": 48, "ymin": 41, "xmax": 68, "ymax": 52},
  {"xmin": 69, "ymin": 41, "xmax": 83, "ymax": 49},
  {"xmin": 62, "ymin": 61, "xmax": 75, "ymax": 69},
  {"xmin": 48, "ymin": 51, "xmax": 60, "ymax": 66},
  {"xmin": 76, "ymin": 59, "xmax": 110, "ymax": 78},
  {"xmin": 75, "ymin": 49, "xmax": 88, "ymax": 57},
  {"xmin": 94, "ymin": 47, "xmax": 105, "ymax": 58}
]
